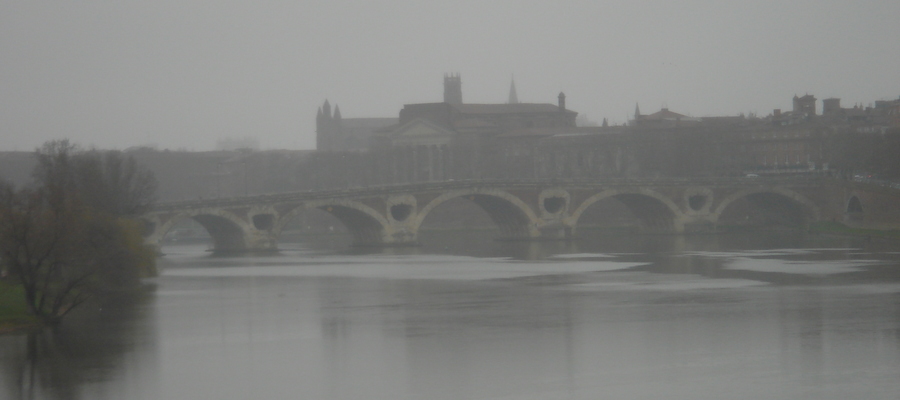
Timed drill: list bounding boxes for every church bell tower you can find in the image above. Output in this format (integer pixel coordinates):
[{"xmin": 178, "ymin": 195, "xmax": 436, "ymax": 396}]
[{"xmin": 443, "ymin": 73, "xmax": 462, "ymax": 105}]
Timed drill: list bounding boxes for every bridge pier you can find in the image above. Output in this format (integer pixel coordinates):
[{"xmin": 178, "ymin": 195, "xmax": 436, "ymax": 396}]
[
  {"xmin": 534, "ymin": 222, "xmax": 574, "ymax": 241},
  {"xmin": 374, "ymin": 195, "xmax": 419, "ymax": 246},
  {"xmin": 681, "ymin": 221, "xmax": 717, "ymax": 233},
  {"xmin": 372, "ymin": 224, "xmax": 418, "ymax": 246},
  {"xmin": 239, "ymin": 229, "xmax": 279, "ymax": 253}
]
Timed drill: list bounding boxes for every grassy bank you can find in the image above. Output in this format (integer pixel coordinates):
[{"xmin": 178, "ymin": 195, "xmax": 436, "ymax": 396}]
[
  {"xmin": 809, "ymin": 221, "xmax": 900, "ymax": 239},
  {"xmin": 0, "ymin": 281, "xmax": 41, "ymax": 334}
]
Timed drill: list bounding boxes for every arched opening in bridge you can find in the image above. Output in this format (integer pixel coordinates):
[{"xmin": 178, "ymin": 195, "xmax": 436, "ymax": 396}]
[
  {"xmin": 845, "ymin": 195, "xmax": 864, "ymax": 223},
  {"xmin": 576, "ymin": 194, "xmax": 676, "ymax": 233},
  {"xmin": 688, "ymin": 195, "xmax": 708, "ymax": 211},
  {"xmin": 543, "ymin": 197, "xmax": 566, "ymax": 214},
  {"xmin": 278, "ymin": 208, "xmax": 353, "ymax": 250},
  {"xmin": 577, "ymin": 198, "xmax": 641, "ymax": 232},
  {"xmin": 252, "ymin": 214, "xmax": 274, "ymax": 230},
  {"xmin": 193, "ymin": 215, "xmax": 247, "ymax": 252},
  {"xmin": 390, "ymin": 204, "xmax": 413, "ymax": 222},
  {"xmin": 418, "ymin": 194, "xmax": 532, "ymax": 242},
  {"xmin": 418, "ymin": 197, "xmax": 495, "ymax": 240},
  {"xmin": 160, "ymin": 218, "xmax": 210, "ymax": 246},
  {"xmin": 718, "ymin": 192, "xmax": 811, "ymax": 230},
  {"xmin": 158, "ymin": 214, "xmax": 245, "ymax": 253},
  {"xmin": 141, "ymin": 219, "xmax": 156, "ymax": 238},
  {"xmin": 318, "ymin": 205, "xmax": 386, "ymax": 246},
  {"xmin": 847, "ymin": 196, "xmax": 863, "ymax": 213}
]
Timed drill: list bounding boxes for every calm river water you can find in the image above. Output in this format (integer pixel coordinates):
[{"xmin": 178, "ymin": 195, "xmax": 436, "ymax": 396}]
[{"xmin": 3, "ymin": 231, "xmax": 900, "ymax": 400}]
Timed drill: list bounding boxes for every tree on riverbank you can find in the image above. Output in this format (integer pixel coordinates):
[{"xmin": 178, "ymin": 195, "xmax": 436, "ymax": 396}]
[{"xmin": 0, "ymin": 140, "xmax": 157, "ymax": 325}]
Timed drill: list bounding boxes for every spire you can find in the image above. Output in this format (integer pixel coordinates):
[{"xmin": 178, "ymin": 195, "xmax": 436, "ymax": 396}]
[
  {"xmin": 602, "ymin": 118, "xmax": 608, "ymax": 127},
  {"xmin": 322, "ymin": 100, "xmax": 332, "ymax": 119},
  {"xmin": 333, "ymin": 105, "xmax": 342, "ymax": 120},
  {"xmin": 634, "ymin": 103, "xmax": 641, "ymax": 120},
  {"xmin": 508, "ymin": 78, "xmax": 519, "ymax": 104},
  {"xmin": 315, "ymin": 106, "xmax": 326, "ymax": 151},
  {"xmin": 316, "ymin": 107, "xmax": 323, "ymax": 136}
]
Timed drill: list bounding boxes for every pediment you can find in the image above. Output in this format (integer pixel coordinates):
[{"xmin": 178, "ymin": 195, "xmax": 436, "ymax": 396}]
[
  {"xmin": 386, "ymin": 118, "xmax": 456, "ymax": 146},
  {"xmin": 393, "ymin": 119, "xmax": 455, "ymax": 138}
]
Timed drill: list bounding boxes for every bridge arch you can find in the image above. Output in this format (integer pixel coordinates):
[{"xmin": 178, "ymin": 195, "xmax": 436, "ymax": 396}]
[
  {"xmin": 846, "ymin": 194, "xmax": 864, "ymax": 213},
  {"xmin": 568, "ymin": 188, "xmax": 684, "ymax": 233},
  {"xmin": 712, "ymin": 187, "xmax": 820, "ymax": 227},
  {"xmin": 844, "ymin": 193, "xmax": 865, "ymax": 223},
  {"xmin": 413, "ymin": 189, "xmax": 541, "ymax": 239},
  {"xmin": 147, "ymin": 209, "xmax": 252, "ymax": 252},
  {"xmin": 275, "ymin": 200, "xmax": 393, "ymax": 246}
]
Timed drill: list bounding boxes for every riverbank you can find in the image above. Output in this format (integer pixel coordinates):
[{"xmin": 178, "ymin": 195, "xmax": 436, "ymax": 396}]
[{"xmin": 0, "ymin": 281, "xmax": 41, "ymax": 334}]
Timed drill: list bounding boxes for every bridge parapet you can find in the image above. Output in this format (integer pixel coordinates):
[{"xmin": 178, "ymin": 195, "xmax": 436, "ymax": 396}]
[{"xmin": 151, "ymin": 177, "xmax": 835, "ymax": 210}]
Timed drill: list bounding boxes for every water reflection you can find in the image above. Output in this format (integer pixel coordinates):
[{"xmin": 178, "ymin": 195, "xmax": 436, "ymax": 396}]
[
  {"xmin": 2, "ymin": 232, "xmax": 900, "ymax": 399},
  {"xmin": 0, "ymin": 289, "xmax": 155, "ymax": 400}
]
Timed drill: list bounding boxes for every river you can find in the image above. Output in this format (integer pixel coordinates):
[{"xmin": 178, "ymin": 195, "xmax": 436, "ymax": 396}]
[{"xmin": 2, "ymin": 230, "xmax": 900, "ymax": 399}]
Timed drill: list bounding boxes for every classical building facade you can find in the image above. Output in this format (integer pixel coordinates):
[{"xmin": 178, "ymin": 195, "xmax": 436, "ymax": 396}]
[{"xmin": 315, "ymin": 75, "xmax": 579, "ymax": 181}]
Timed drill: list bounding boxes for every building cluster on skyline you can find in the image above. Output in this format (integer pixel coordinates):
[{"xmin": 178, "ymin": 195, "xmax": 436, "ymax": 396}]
[{"xmin": 313, "ymin": 75, "xmax": 900, "ymax": 183}]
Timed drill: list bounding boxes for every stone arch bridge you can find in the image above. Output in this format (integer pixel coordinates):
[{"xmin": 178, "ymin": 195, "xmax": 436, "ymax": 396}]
[{"xmin": 141, "ymin": 178, "xmax": 897, "ymax": 252}]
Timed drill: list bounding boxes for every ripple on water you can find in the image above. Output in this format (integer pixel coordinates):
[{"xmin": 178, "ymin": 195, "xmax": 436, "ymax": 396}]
[{"xmin": 162, "ymin": 254, "xmax": 650, "ymax": 281}]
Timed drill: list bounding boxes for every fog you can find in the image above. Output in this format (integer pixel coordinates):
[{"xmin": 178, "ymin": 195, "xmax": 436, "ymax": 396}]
[{"xmin": 1, "ymin": 1, "xmax": 898, "ymax": 151}]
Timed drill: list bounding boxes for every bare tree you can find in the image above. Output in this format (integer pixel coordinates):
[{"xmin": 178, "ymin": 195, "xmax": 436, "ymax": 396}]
[
  {"xmin": 0, "ymin": 140, "xmax": 158, "ymax": 325},
  {"xmin": 0, "ymin": 181, "xmax": 97, "ymax": 323},
  {"xmin": 33, "ymin": 141, "xmax": 158, "ymax": 216}
]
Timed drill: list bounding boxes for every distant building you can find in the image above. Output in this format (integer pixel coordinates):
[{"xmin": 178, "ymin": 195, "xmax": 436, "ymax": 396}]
[
  {"xmin": 767, "ymin": 94, "xmax": 819, "ymax": 127},
  {"xmin": 873, "ymin": 97, "xmax": 900, "ymax": 127},
  {"xmin": 217, "ymin": 137, "xmax": 259, "ymax": 151},
  {"xmin": 378, "ymin": 75, "xmax": 576, "ymax": 144},
  {"xmin": 311, "ymin": 76, "xmax": 898, "ymax": 184},
  {"xmin": 811, "ymin": 95, "xmax": 900, "ymax": 128},
  {"xmin": 793, "ymin": 94, "xmax": 817, "ymax": 116},
  {"xmin": 823, "ymin": 97, "xmax": 841, "ymax": 115},
  {"xmin": 369, "ymin": 75, "xmax": 578, "ymax": 180},
  {"xmin": 633, "ymin": 106, "xmax": 700, "ymax": 127},
  {"xmin": 315, "ymin": 100, "xmax": 398, "ymax": 151},
  {"xmin": 443, "ymin": 73, "xmax": 462, "ymax": 105}
]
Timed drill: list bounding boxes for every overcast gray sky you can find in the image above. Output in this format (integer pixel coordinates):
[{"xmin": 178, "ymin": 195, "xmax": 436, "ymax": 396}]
[{"xmin": 2, "ymin": 1, "xmax": 898, "ymax": 151}]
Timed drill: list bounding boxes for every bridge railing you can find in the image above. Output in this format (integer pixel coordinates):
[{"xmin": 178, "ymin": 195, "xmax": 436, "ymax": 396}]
[
  {"xmin": 851, "ymin": 176, "xmax": 900, "ymax": 191},
  {"xmin": 147, "ymin": 176, "xmax": 841, "ymax": 212}
]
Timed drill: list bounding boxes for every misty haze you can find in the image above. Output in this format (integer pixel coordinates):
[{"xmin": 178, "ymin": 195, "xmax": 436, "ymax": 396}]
[{"xmin": 2, "ymin": 2, "xmax": 900, "ymax": 400}]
